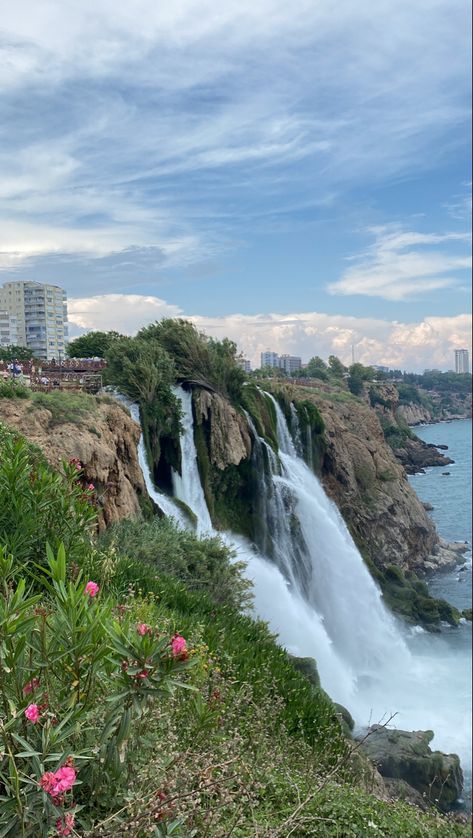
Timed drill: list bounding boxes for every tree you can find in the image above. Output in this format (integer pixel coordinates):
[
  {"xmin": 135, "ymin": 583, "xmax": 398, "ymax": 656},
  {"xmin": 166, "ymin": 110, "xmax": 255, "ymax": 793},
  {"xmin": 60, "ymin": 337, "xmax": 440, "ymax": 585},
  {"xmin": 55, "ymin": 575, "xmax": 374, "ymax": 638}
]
[
  {"xmin": 0, "ymin": 345, "xmax": 38, "ymax": 362},
  {"xmin": 306, "ymin": 356, "xmax": 329, "ymax": 381},
  {"xmin": 328, "ymin": 355, "xmax": 347, "ymax": 379},
  {"xmin": 104, "ymin": 337, "xmax": 175, "ymax": 407},
  {"xmin": 66, "ymin": 331, "xmax": 124, "ymax": 358}
]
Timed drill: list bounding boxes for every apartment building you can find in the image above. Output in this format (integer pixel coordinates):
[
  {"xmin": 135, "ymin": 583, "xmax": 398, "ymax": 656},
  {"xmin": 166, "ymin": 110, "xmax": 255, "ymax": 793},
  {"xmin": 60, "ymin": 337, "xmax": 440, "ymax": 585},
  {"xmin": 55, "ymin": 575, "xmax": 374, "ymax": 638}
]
[
  {"xmin": 454, "ymin": 349, "xmax": 470, "ymax": 374},
  {"xmin": 0, "ymin": 281, "xmax": 68, "ymax": 360},
  {"xmin": 237, "ymin": 357, "xmax": 252, "ymax": 372},
  {"xmin": 260, "ymin": 351, "xmax": 280, "ymax": 368},
  {"xmin": 278, "ymin": 354, "xmax": 302, "ymax": 375},
  {"xmin": 0, "ymin": 310, "xmax": 18, "ymax": 347}
]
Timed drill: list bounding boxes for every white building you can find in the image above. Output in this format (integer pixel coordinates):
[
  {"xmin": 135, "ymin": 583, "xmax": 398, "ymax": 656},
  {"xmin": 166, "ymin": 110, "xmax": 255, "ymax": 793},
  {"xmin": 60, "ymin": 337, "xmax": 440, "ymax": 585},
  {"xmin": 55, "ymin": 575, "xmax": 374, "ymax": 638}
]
[
  {"xmin": 0, "ymin": 310, "xmax": 18, "ymax": 347},
  {"xmin": 260, "ymin": 351, "xmax": 280, "ymax": 368},
  {"xmin": 454, "ymin": 349, "xmax": 470, "ymax": 374},
  {"xmin": 278, "ymin": 354, "xmax": 302, "ymax": 375},
  {"xmin": 237, "ymin": 357, "xmax": 252, "ymax": 372},
  {"xmin": 0, "ymin": 281, "xmax": 68, "ymax": 360}
]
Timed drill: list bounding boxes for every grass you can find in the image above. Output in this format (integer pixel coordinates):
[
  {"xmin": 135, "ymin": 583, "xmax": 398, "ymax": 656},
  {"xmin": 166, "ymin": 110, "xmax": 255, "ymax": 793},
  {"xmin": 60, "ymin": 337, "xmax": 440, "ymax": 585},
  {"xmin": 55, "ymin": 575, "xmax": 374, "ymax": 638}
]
[{"xmin": 29, "ymin": 390, "xmax": 98, "ymax": 426}]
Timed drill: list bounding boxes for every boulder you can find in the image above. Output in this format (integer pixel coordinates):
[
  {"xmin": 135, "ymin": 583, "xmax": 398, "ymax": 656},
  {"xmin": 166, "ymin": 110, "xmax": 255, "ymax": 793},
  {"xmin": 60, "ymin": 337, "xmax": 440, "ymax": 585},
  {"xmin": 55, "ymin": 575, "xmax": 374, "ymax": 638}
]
[{"xmin": 358, "ymin": 726, "xmax": 463, "ymax": 811}]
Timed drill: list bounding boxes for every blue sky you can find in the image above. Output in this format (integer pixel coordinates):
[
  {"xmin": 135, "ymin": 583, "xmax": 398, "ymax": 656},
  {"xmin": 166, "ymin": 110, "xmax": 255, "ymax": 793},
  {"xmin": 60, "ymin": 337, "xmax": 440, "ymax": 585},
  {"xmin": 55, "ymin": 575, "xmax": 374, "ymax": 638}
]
[{"xmin": 0, "ymin": 0, "xmax": 471, "ymax": 369}]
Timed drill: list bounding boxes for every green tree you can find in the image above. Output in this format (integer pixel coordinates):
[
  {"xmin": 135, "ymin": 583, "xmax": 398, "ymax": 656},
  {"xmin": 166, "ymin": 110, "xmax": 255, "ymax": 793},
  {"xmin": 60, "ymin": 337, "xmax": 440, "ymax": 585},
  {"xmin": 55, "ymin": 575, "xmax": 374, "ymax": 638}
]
[
  {"xmin": 306, "ymin": 356, "xmax": 329, "ymax": 381},
  {"xmin": 104, "ymin": 337, "xmax": 175, "ymax": 407},
  {"xmin": 66, "ymin": 331, "xmax": 123, "ymax": 358},
  {"xmin": 328, "ymin": 355, "xmax": 347, "ymax": 379},
  {"xmin": 0, "ymin": 345, "xmax": 38, "ymax": 362}
]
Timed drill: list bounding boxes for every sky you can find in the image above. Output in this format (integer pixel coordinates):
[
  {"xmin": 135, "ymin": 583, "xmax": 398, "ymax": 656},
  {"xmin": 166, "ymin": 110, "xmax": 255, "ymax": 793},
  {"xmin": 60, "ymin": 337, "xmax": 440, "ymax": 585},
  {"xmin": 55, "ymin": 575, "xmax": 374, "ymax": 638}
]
[{"xmin": 0, "ymin": 0, "xmax": 471, "ymax": 370}]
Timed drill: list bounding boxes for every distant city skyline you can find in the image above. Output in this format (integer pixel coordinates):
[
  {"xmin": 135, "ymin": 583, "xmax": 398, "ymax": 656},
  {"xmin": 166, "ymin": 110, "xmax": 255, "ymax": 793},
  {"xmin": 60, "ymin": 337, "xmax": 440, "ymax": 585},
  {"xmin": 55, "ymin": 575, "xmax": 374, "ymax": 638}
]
[{"xmin": 0, "ymin": 2, "xmax": 471, "ymax": 371}]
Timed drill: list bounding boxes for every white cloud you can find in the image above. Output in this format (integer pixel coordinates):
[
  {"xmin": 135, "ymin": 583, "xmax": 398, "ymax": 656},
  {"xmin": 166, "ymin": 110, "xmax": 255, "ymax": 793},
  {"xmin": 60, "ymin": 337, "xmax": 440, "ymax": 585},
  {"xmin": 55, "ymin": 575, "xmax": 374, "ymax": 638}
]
[
  {"xmin": 68, "ymin": 294, "xmax": 182, "ymax": 335},
  {"xmin": 328, "ymin": 227, "xmax": 471, "ymax": 300},
  {"xmin": 66, "ymin": 293, "xmax": 472, "ymax": 372},
  {"xmin": 0, "ymin": 0, "xmax": 470, "ymax": 272}
]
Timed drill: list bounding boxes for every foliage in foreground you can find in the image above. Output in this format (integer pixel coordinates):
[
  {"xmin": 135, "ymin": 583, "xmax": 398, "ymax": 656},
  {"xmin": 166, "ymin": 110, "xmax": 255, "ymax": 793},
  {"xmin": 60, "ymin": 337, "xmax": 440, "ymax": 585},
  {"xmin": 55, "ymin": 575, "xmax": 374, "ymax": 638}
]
[{"xmin": 0, "ymin": 427, "xmax": 470, "ymax": 836}]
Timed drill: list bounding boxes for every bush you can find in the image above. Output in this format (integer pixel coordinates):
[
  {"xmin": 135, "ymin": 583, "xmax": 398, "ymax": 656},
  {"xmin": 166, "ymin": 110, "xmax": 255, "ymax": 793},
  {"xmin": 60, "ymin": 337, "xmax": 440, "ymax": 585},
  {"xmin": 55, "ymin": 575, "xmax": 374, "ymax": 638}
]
[
  {"xmin": 0, "ymin": 430, "xmax": 96, "ymax": 576},
  {"xmin": 0, "ymin": 545, "xmax": 195, "ymax": 837},
  {"xmin": 0, "ymin": 380, "xmax": 31, "ymax": 399},
  {"xmin": 97, "ymin": 517, "xmax": 252, "ymax": 610}
]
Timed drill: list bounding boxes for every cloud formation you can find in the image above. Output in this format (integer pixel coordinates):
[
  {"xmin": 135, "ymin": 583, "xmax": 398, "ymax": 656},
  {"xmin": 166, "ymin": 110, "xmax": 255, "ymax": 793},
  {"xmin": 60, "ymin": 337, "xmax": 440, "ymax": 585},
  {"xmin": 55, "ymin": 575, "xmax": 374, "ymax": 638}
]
[
  {"xmin": 1, "ymin": 0, "xmax": 470, "ymax": 277},
  {"xmin": 67, "ymin": 293, "xmax": 472, "ymax": 372},
  {"xmin": 328, "ymin": 226, "xmax": 472, "ymax": 300}
]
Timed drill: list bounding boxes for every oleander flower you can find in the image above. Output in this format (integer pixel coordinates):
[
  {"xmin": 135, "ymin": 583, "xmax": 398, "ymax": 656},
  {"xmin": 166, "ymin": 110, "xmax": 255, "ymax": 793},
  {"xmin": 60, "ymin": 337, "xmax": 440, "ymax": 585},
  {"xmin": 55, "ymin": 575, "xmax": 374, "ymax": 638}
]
[
  {"xmin": 56, "ymin": 812, "xmax": 75, "ymax": 837},
  {"xmin": 87, "ymin": 483, "xmax": 95, "ymax": 491},
  {"xmin": 171, "ymin": 634, "xmax": 187, "ymax": 658},
  {"xmin": 137, "ymin": 622, "xmax": 151, "ymax": 636},
  {"xmin": 25, "ymin": 703, "xmax": 40, "ymax": 723},
  {"xmin": 23, "ymin": 677, "xmax": 40, "ymax": 695},
  {"xmin": 85, "ymin": 580, "xmax": 99, "ymax": 597},
  {"xmin": 40, "ymin": 765, "xmax": 77, "ymax": 798}
]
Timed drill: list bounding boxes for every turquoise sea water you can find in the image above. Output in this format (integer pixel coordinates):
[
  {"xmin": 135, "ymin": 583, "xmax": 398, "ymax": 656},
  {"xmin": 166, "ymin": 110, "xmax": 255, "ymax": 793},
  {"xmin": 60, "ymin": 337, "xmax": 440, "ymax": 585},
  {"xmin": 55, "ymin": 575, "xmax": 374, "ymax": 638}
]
[{"xmin": 409, "ymin": 419, "xmax": 472, "ymax": 807}]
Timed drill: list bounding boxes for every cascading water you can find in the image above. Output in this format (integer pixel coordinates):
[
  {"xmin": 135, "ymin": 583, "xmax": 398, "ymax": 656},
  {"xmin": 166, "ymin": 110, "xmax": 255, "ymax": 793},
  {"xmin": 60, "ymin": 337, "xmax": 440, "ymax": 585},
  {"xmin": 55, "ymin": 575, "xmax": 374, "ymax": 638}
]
[
  {"xmin": 171, "ymin": 386, "xmax": 213, "ymax": 536},
  {"xmin": 134, "ymin": 384, "xmax": 471, "ymax": 782},
  {"xmin": 126, "ymin": 401, "xmax": 189, "ymax": 529}
]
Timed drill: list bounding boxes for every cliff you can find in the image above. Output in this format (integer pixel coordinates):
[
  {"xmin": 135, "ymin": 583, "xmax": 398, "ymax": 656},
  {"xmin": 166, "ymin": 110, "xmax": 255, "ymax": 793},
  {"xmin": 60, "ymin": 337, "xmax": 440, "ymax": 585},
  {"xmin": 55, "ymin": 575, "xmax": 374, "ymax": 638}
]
[{"xmin": 0, "ymin": 394, "xmax": 147, "ymax": 529}]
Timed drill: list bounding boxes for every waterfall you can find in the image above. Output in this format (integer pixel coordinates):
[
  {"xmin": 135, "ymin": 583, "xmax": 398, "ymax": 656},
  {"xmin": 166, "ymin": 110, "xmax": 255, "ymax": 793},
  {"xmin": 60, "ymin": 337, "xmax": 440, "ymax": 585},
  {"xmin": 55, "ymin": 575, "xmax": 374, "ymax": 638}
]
[
  {"xmin": 171, "ymin": 386, "xmax": 213, "ymax": 536},
  {"xmin": 134, "ymin": 384, "xmax": 471, "ymax": 772},
  {"xmin": 127, "ymin": 402, "xmax": 190, "ymax": 529}
]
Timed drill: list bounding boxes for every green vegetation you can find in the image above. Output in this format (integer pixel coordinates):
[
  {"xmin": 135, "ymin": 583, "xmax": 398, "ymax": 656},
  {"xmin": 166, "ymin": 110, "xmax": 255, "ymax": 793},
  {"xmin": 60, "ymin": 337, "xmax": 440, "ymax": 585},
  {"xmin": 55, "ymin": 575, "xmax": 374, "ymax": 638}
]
[
  {"xmin": 98, "ymin": 517, "xmax": 252, "ymax": 610},
  {"xmin": 365, "ymin": 558, "xmax": 462, "ymax": 630},
  {"xmin": 29, "ymin": 390, "xmax": 99, "ymax": 426},
  {"xmin": 0, "ymin": 396, "xmax": 470, "ymax": 835},
  {"xmin": 0, "ymin": 345, "xmax": 38, "ymax": 362},
  {"xmin": 0, "ymin": 379, "xmax": 31, "ymax": 399},
  {"xmin": 66, "ymin": 330, "xmax": 124, "ymax": 358}
]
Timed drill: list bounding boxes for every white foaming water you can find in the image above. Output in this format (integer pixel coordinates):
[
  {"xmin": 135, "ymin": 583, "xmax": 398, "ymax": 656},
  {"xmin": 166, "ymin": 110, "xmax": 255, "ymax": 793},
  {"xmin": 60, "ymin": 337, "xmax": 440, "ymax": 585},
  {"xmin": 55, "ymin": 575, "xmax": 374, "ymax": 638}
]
[
  {"xmin": 139, "ymin": 386, "xmax": 472, "ymax": 778},
  {"xmin": 126, "ymin": 400, "xmax": 189, "ymax": 528},
  {"xmin": 171, "ymin": 387, "xmax": 213, "ymax": 536}
]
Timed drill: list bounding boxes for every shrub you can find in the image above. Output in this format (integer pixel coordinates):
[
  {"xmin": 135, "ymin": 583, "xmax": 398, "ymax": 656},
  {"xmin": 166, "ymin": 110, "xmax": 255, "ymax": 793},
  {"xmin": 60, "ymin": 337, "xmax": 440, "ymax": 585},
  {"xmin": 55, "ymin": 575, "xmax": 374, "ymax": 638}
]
[
  {"xmin": 0, "ymin": 545, "xmax": 195, "ymax": 837},
  {"xmin": 97, "ymin": 518, "xmax": 252, "ymax": 610},
  {"xmin": 0, "ymin": 431, "xmax": 96, "ymax": 577},
  {"xmin": 0, "ymin": 380, "xmax": 31, "ymax": 399}
]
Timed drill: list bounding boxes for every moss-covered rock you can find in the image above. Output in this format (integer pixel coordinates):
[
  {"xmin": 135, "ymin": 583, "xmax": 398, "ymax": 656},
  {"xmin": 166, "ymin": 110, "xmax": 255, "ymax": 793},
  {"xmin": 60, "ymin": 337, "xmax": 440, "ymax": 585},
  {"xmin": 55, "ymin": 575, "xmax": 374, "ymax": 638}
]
[{"xmin": 359, "ymin": 726, "xmax": 463, "ymax": 811}]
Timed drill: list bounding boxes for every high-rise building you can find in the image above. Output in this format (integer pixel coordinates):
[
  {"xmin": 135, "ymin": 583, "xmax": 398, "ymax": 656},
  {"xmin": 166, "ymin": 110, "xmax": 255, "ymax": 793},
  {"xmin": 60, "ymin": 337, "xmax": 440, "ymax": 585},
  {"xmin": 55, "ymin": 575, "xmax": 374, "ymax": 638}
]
[
  {"xmin": 260, "ymin": 351, "xmax": 280, "ymax": 368},
  {"xmin": 0, "ymin": 310, "xmax": 18, "ymax": 347},
  {"xmin": 278, "ymin": 354, "xmax": 302, "ymax": 374},
  {"xmin": 237, "ymin": 357, "xmax": 252, "ymax": 372},
  {"xmin": 454, "ymin": 349, "xmax": 470, "ymax": 374},
  {"xmin": 0, "ymin": 281, "xmax": 68, "ymax": 360}
]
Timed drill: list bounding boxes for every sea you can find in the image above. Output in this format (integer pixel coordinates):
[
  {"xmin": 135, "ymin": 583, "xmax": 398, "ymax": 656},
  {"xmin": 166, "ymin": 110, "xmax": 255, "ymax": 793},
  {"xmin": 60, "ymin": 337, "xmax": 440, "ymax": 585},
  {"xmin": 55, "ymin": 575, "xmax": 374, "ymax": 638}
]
[{"xmin": 408, "ymin": 418, "xmax": 472, "ymax": 808}]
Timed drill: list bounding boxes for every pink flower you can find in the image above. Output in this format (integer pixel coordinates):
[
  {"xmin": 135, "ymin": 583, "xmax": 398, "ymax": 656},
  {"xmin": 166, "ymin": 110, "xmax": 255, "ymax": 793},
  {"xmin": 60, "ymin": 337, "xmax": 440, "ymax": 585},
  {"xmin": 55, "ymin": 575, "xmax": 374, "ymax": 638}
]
[
  {"xmin": 53, "ymin": 766, "xmax": 77, "ymax": 794},
  {"xmin": 39, "ymin": 772, "xmax": 58, "ymax": 795},
  {"xmin": 40, "ymin": 765, "xmax": 77, "ymax": 798},
  {"xmin": 85, "ymin": 581, "xmax": 99, "ymax": 597},
  {"xmin": 23, "ymin": 677, "xmax": 40, "ymax": 695},
  {"xmin": 136, "ymin": 669, "xmax": 149, "ymax": 679},
  {"xmin": 56, "ymin": 812, "xmax": 75, "ymax": 836},
  {"xmin": 87, "ymin": 483, "xmax": 95, "ymax": 491},
  {"xmin": 171, "ymin": 634, "xmax": 187, "ymax": 658},
  {"xmin": 25, "ymin": 703, "xmax": 40, "ymax": 723},
  {"xmin": 137, "ymin": 623, "xmax": 151, "ymax": 636}
]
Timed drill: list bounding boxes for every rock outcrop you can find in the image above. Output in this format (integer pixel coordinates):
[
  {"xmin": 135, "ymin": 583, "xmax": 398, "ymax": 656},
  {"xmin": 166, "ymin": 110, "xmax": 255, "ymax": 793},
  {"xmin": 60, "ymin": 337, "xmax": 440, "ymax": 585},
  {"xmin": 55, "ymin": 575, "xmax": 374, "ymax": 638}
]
[
  {"xmin": 0, "ymin": 396, "xmax": 147, "ymax": 529},
  {"xmin": 193, "ymin": 388, "xmax": 251, "ymax": 469},
  {"xmin": 295, "ymin": 389, "xmax": 443, "ymax": 573},
  {"xmin": 358, "ymin": 725, "xmax": 463, "ymax": 811}
]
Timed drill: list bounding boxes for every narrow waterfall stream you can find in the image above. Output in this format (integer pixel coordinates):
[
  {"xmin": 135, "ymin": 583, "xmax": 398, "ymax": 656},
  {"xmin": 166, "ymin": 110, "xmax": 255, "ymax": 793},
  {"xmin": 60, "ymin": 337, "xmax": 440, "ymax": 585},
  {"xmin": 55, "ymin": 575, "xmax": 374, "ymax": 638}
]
[{"xmin": 132, "ymin": 385, "xmax": 472, "ymax": 784}]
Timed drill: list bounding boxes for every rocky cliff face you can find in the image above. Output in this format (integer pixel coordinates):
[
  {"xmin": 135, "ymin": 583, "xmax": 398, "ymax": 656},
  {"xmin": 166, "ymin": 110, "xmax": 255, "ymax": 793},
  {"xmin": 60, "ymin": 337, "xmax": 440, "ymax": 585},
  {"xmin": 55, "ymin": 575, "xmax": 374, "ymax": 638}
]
[
  {"xmin": 0, "ymin": 397, "xmax": 147, "ymax": 529},
  {"xmin": 298, "ymin": 390, "xmax": 444, "ymax": 574},
  {"xmin": 193, "ymin": 388, "xmax": 252, "ymax": 469}
]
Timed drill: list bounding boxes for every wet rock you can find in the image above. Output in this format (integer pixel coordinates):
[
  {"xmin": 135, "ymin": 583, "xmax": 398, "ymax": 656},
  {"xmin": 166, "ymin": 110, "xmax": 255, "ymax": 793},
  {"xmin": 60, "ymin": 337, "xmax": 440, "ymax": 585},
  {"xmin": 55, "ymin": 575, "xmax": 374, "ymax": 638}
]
[{"xmin": 358, "ymin": 726, "xmax": 463, "ymax": 811}]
